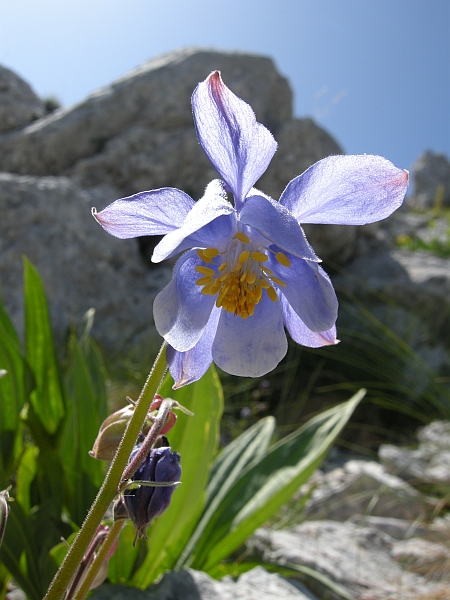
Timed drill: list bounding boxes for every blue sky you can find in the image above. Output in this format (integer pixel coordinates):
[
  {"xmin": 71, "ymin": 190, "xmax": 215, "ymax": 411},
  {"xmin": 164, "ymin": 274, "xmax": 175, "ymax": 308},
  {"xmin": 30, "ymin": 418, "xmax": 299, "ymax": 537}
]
[{"xmin": 1, "ymin": 0, "xmax": 449, "ymax": 176}]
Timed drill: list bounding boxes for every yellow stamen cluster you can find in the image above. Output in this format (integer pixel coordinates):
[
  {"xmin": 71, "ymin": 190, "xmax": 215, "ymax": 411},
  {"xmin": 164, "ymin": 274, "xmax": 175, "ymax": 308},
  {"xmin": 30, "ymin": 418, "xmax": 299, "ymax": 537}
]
[{"xmin": 195, "ymin": 233, "xmax": 291, "ymax": 319}]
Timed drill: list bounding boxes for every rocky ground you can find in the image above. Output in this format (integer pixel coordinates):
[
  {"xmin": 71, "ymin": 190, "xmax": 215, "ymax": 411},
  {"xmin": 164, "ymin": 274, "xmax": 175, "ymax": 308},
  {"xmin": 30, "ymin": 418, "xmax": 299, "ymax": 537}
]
[{"xmin": 1, "ymin": 48, "xmax": 450, "ymax": 599}]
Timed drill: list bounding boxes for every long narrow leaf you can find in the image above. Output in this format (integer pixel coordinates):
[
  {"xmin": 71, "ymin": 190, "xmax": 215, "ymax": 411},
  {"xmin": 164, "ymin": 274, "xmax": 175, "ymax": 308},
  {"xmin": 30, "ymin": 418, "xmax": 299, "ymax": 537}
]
[
  {"xmin": 192, "ymin": 390, "xmax": 364, "ymax": 570},
  {"xmin": 175, "ymin": 416, "xmax": 275, "ymax": 569},
  {"xmin": 0, "ymin": 501, "xmax": 42, "ymax": 600},
  {"xmin": 132, "ymin": 365, "xmax": 223, "ymax": 587},
  {"xmin": 0, "ymin": 302, "xmax": 29, "ymax": 479},
  {"xmin": 61, "ymin": 333, "xmax": 108, "ymax": 524},
  {"xmin": 23, "ymin": 258, "xmax": 64, "ymax": 435}
]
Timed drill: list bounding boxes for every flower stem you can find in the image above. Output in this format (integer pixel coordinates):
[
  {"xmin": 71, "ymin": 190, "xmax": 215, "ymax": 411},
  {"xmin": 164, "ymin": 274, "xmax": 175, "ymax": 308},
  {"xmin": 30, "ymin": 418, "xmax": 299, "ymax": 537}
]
[
  {"xmin": 44, "ymin": 343, "xmax": 167, "ymax": 600},
  {"xmin": 72, "ymin": 521, "xmax": 124, "ymax": 600}
]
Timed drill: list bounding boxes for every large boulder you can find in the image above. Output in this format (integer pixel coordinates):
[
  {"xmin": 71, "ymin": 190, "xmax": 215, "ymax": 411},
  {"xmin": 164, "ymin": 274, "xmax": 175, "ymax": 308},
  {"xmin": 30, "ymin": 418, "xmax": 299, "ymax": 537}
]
[
  {"xmin": 0, "ymin": 65, "xmax": 44, "ymax": 133},
  {"xmin": 0, "ymin": 48, "xmax": 292, "ymax": 190},
  {"xmin": 0, "ymin": 173, "xmax": 169, "ymax": 354}
]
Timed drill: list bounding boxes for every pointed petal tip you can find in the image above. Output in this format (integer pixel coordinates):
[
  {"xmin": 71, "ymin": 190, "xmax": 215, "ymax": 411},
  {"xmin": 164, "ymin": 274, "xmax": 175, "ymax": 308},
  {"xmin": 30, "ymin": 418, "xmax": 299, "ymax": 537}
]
[
  {"xmin": 172, "ymin": 379, "xmax": 188, "ymax": 390},
  {"xmin": 91, "ymin": 206, "xmax": 100, "ymax": 222}
]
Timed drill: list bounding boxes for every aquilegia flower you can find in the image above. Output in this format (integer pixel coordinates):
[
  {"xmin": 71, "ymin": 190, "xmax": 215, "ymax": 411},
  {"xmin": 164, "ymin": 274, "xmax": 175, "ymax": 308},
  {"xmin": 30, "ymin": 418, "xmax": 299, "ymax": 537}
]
[{"xmin": 93, "ymin": 71, "xmax": 408, "ymax": 387}]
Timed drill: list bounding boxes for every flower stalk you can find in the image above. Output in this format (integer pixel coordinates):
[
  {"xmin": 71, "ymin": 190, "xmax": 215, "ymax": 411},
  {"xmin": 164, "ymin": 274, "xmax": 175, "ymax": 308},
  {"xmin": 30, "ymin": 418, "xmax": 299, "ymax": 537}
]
[
  {"xmin": 70, "ymin": 521, "xmax": 124, "ymax": 600},
  {"xmin": 44, "ymin": 342, "xmax": 168, "ymax": 600}
]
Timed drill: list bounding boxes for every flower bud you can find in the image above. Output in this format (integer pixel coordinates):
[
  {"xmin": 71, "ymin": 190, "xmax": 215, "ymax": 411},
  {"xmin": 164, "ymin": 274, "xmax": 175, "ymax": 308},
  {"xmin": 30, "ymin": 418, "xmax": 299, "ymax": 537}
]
[
  {"xmin": 0, "ymin": 490, "xmax": 10, "ymax": 549},
  {"xmin": 90, "ymin": 395, "xmax": 178, "ymax": 461},
  {"xmin": 124, "ymin": 445, "xmax": 181, "ymax": 540},
  {"xmin": 89, "ymin": 405, "xmax": 135, "ymax": 461}
]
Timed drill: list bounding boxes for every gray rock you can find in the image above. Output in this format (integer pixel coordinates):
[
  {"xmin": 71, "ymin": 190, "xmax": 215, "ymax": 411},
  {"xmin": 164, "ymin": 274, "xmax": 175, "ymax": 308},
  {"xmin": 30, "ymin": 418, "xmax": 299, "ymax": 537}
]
[
  {"xmin": 349, "ymin": 515, "xmax": 449, "ymax": 544},
  {"xmin": 0, "ymin": 173, "xmax": 169, "ymax": 354},
  {"xmin": 0, "ymin": 48, "xmax": 292, "ymax": 186},
  {"xmin": 69, "ymin": 124, "xmax": 214, "ymax": 199},
  {"xmin": 334, "ymin": 249, "xmax": 450, "ymax": 344},
  {"xmin": 301, "ymin": 460, "xmax": 435, "ymax": 522},
  {"xmin": 0, "ymin": 65, "xmax": 44, "ymax": 133},
  {"xmin": 408, "ymin": 151, "xmax": 450, "ymax": 209},
  {"xmin": 391, "ymin": 538, "xmax": 450, "ymax": 581},
  {"xmin": 379, "ymin": 421, "xmax": 450, "ymax": 487},
  {"xmin": 250, "ymin": 522, "xmax": 450, "ymax": 600},
  {"xmin": 417, "ymin": 420, "xmax": 450, "ymax": 447},
  {"xmin": 91, "ymin": 567, "xmax": 318, "ymax": 600}
]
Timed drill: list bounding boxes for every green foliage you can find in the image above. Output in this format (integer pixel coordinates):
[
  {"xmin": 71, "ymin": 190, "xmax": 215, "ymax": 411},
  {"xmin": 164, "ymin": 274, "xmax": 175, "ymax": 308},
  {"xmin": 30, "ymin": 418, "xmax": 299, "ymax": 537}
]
[{"xmin": 0, "ymin": 260, "xmax": 108, "ymax": 598}]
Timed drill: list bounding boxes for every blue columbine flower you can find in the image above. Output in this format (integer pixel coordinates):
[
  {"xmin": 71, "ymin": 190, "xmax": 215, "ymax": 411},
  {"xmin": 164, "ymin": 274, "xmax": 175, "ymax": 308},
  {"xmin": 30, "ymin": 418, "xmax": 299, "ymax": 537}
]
[{"xmin": 93, "ymin": 71, "xmax": 408, "ymax": 387}]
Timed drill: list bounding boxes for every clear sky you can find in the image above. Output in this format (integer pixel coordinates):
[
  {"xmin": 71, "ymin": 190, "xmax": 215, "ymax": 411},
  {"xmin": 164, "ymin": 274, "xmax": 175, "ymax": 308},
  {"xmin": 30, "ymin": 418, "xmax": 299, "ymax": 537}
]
[{"xmin": 1, "ymin": 0, "xmax": 449, "ymax": 176}]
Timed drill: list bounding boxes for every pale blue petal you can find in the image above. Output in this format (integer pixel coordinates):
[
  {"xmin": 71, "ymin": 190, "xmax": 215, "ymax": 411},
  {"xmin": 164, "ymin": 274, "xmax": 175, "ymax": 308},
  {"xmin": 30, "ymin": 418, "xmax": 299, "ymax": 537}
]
[
  {"xmin": 279, "ymin": 155, "xmax": 409, "ymax": 225},
  {"xmin": 153, "ymin": 250, "xmax": 215, "ymax": 352},
  {"xmin": 152, "ymin": 182, "xmax": 236, "ymax": 262},
  {"xmin": 92, "ymin": 188, "xmax": 194, "ymax": 239},
  {"xmin": 192, "ymin": 71, "xmax": 277, "ymax": 211},
  {"xmin": 167, "ymin": 307, "xmax": 221, "ymax": 389},
  {"xmin": 269, "ymin": 253, "xmax": 338, "ymax": 332},
  {"xmin": 212, "ymin": 294, "xmax": 287, "ymax": 377},
  {"xmin": 280, "ymin": 295, "xmax": 339, "ymax": 348},
  {"xmin": 239, "ymin": 194, "xmax": 318, "ymax": 261}
]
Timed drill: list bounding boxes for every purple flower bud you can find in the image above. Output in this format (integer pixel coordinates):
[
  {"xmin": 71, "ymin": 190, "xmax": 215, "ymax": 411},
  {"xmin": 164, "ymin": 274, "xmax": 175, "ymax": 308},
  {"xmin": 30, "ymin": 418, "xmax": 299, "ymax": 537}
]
[{"xmin": 124, "ymin": 445, "xmax": 181, "ymax": 539}]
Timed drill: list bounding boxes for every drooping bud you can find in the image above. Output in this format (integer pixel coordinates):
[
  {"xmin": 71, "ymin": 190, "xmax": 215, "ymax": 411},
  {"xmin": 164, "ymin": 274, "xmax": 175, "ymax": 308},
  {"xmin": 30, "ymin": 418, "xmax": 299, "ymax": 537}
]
[
  {"xmin": 90, "ymin": 395, "xmax": 177, "ymax": 461},
  {"xmin": 123, "ymin": 445, "xmax": 181, "ymax": 540},
  {"xmin": 0, "ymin": 489, "xmax": 10, "ymax": 549},
  {"xmin": 90, "ymin": 405, "xmax": 135, "ymax": 461}
]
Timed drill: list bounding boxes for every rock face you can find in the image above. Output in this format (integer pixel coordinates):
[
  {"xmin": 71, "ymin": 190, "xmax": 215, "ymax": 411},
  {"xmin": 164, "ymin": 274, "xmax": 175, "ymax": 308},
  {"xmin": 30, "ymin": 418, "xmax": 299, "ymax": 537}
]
[
  {"xmin": 300, "ymin": 460, "xmax": 435, "ymax": 522},
  {"xmin": 407, "ymin": 150, "xmax": 450, "ymax": 209},
  {"xmin": 379, "ymin": 421, "xmax": 450, "ymax": 487},
  {"xmin": 0, "ymin": 65, "xmax": 44, "ymax": 132},
  {"xmin": 0, "ymin": 173, "xmax": 169, "ymax": 353},
  {"xmin": 0, "ymin": 49, "xmax": 292, "ymax": 190},
  {"xmin": 336, "ymin": 250, "xmax": 450, "ymax": 328}
]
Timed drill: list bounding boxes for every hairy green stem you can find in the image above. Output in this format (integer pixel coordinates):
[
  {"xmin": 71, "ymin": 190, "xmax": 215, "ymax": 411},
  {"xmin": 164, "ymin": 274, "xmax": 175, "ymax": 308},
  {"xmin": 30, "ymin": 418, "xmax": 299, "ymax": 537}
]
[
  {"xmin": 44, "ymin": 343, "xmax": 167, "ymax": 600},
  {"xmin": 72, "ymin": 521, "xmax": 124, "ymax": 600}
]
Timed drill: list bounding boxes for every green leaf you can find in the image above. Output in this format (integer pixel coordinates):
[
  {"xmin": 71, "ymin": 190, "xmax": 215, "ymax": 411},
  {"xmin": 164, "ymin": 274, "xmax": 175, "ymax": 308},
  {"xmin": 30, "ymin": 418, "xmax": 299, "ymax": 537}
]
[
  {"xmin": 0, "ymin": 301, "xmax": 29, "ymax": 478},
  {"xmin": 192, "ymin": 390, "xmax": 365, "ymax": 571},
  {"xmin": 15, "ymin": 445, "xmax": 39, "ymax": 514},
  {"xmin": 60, "ymin": 333, "xmax": 108, "ymax": 524},
  {"xmin": 175, "ymin": 416, "xmax": 275, "ymax": 569},
  {"xmin": 0, "ymin": 500, "xmax": 42, "ymax": 600},
  {"xmin": 132, "ymin": 365, "xmax": 223, "ymax": 588},
  {"xmin": 23, "ymin": 258, "xmax": 64, "ymax": 435}
]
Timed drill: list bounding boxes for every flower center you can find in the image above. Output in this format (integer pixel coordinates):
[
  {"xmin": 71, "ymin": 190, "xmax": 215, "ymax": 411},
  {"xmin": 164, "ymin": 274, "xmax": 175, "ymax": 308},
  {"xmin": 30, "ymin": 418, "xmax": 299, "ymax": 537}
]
[{"xmin": 195, "ymin": 232, "xmax": 291, "ymax": 319}]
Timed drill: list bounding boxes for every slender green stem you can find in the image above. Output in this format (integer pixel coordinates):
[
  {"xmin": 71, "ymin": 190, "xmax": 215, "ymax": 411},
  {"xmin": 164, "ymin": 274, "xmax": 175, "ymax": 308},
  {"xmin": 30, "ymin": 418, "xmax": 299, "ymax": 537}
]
[
  {"xmin": 44, "ymin": 343, "xmax": 167, "ymax": 600},
  {"xmin": 72, "ymin": 521, "xmax": 124, "ymax": 600}
]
